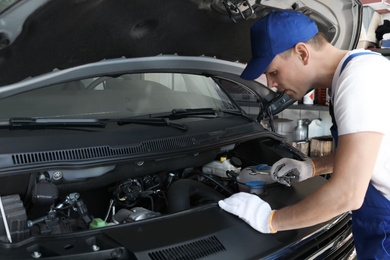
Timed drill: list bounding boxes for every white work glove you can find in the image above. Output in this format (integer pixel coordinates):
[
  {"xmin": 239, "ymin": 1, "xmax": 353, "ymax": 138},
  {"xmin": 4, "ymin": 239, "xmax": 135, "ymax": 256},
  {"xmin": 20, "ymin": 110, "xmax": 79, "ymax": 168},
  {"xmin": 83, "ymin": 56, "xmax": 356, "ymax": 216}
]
[
  {"xmin": 218, "ymin": 192, "xmax": 276, "ymax": 233},
  {"xmin": 271, "ymin": 158, "xmax": 315, "ymax": 186}
]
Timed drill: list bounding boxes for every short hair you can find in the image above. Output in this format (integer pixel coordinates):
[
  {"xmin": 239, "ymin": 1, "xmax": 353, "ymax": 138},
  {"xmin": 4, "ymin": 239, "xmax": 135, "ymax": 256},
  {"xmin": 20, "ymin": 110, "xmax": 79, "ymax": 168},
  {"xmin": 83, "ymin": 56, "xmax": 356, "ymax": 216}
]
[{"xmin": 279, "ymin": 32, "xmax": 328, "ymax": 59}]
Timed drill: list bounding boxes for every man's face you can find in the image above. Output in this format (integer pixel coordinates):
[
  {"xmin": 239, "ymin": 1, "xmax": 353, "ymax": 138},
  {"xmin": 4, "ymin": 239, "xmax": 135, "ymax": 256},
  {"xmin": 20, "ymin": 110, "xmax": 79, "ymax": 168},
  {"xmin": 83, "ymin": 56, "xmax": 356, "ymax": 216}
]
[{"xmin": 263, "ymin": 53, "xmax": 310, "ymax": 100}]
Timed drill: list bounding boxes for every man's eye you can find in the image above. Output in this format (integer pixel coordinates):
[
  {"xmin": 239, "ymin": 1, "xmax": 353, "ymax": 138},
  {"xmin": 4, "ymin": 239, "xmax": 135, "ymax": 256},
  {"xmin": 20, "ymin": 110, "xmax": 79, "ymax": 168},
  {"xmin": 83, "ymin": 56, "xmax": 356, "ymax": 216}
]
[{"xmin": 271, "ymin": 71, "xmax": 277, "ymax": 76}]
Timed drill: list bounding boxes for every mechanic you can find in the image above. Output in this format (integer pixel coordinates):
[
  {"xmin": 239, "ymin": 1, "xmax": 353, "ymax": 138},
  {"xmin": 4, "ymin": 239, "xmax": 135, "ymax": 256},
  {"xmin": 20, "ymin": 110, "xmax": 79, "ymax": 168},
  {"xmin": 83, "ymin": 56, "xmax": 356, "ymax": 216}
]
[{"xmin": 218, "ymin": 10, "xmax": 390, "ymax": 259}]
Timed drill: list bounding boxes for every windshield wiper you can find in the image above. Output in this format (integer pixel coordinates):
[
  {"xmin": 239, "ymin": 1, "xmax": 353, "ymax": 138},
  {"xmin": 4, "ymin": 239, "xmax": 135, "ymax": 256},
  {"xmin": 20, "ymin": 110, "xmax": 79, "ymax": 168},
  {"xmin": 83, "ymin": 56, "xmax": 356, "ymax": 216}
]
[
  {"xmin": 135, "ymin": 108, "xmax": 217, "ymax": 120},
  {"xmin": 117, "ymin": 109, "xmax": 216, "ymax": 131},
  {"xmin": 116, "ymin": 108, "xmax": 250, "ymax": 131},
  {"xmin": 149, "ymin": 108, "xmax": 253, "ymax": 122},
  {"xmin": 4, "ymin": 118, "xmax": 107, "ymax": 129},
  {"xmin": 169, "ymin": 108, "xmax": 253, "ymax": 122},
  {"xmin": 117, "ymin": 118, "xmax": 188, "ymax": 131},
  {"xmin": 168, "ymin": 108, "xmax": 218, "ymax": 119}
]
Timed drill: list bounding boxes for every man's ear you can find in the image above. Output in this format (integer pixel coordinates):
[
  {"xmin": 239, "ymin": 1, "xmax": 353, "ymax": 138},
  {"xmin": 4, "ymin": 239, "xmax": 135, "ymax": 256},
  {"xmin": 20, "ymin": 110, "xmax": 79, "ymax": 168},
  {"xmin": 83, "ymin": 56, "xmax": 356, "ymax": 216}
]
[{"xmin": 294, "ymin": 43, "xmax": 309, "ymax": 65}]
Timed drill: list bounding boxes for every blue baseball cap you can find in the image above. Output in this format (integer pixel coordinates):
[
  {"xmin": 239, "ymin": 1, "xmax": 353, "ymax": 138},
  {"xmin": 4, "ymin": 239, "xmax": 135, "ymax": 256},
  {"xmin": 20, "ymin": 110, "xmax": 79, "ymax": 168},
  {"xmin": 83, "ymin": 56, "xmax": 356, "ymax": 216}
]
[{"xmin": 241, "ymin": 10, "xmax": 318, "ymax": 80}]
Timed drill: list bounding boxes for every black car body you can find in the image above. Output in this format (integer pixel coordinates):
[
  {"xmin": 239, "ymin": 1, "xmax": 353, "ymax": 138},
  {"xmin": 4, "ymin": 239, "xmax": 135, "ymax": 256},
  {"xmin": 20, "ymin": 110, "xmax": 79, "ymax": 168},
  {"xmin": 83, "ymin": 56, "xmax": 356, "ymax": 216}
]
[{"xmin": 0, "ymin": 0, "xmax": 361, "ymax": 259}]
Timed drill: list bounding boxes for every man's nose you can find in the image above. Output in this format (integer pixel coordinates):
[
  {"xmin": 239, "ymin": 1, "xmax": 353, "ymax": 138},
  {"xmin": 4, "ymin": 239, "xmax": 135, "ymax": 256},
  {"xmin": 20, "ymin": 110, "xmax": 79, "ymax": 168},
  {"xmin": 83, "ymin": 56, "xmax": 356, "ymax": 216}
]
[{"xmin": 266, "ymin": 76, "xmax": 277, "ymax": 89}]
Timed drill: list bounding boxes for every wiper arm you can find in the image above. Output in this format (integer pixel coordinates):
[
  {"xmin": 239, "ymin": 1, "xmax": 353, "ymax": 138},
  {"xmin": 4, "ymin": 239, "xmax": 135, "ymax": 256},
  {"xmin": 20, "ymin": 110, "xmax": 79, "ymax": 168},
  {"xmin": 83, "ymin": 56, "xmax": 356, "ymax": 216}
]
[
  {"xmin": 117, "ymin": 118, "xmax": 188, "ymax": 131},
  {"xmin": 117, "ymin": 108, "xmax": 217, "ymax": 131},
  {"xmin": 153, "ymin": 108, "xmax": 252, "ymax": 122},
  {"xmin": 168, "ymin": 108, "xmax": 218, "ymax": 118},
  {"xmin": 4, "ymin": 118, "xmax": 106, "ymax": 129}
]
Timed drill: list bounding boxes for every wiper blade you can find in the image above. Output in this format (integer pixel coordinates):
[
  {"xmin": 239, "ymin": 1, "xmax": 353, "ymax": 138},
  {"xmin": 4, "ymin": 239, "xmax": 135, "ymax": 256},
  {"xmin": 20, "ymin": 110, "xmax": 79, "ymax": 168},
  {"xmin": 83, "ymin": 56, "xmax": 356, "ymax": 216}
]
[
  {"xmin": 5, "ymin": 118, "xmax": 106, "ymax": 129},
  {"xmin": 168, "ymin": 108, "xmax": 218, "ymax": 118},
  {"xmin": 153, "ymin": 108, "xmax": 252, "ymax": 122},
  {"xmin": 117, "ymin": 118, "xmax": 188, "ymax": 131},
  {"xmin": 117, "ymin": 108, "xmax": 218, "ymax": 130}
]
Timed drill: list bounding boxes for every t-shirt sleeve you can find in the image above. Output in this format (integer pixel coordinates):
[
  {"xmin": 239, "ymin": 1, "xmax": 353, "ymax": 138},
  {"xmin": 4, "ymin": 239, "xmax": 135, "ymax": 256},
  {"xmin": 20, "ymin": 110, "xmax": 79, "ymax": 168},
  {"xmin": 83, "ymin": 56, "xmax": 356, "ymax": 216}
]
[{"xmin": 334, "ymin": 55, "xmax": 390, "ymax": 136}]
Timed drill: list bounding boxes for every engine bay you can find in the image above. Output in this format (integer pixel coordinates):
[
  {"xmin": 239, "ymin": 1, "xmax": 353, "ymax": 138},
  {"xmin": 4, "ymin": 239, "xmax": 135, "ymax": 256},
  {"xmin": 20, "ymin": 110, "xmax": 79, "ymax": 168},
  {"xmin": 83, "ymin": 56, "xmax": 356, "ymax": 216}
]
[
  {"xmin": 0, "ymin": 138, "xmax": 295, "ymax": 244},
  {"xmin": 0, "ymin": 139, "xmax": 356, "ymax": 260}
]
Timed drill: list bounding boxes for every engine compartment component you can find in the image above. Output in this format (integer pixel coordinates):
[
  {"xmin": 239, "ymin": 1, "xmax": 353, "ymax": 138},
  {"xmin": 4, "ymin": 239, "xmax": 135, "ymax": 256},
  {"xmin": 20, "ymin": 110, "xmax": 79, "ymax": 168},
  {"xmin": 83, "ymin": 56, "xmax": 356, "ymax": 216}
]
[
  {"xmin": 0, "ymin": 194, "xmax": 29, "ymax": 243},
  {"xmin": 112, "ymin": 208, "xmax": 161, "ymax": 223},
  {"xmin": 0, "ymin": 147, "xmax": 279, "ymax": 244}
]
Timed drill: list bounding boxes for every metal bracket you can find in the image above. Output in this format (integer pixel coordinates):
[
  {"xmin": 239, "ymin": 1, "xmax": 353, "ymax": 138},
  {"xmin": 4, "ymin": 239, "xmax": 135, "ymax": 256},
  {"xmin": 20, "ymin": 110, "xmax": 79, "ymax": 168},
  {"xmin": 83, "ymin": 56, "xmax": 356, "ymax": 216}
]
[{"xmin": 222, "ymin": 0, "xmax": 254, "ymax": 23}]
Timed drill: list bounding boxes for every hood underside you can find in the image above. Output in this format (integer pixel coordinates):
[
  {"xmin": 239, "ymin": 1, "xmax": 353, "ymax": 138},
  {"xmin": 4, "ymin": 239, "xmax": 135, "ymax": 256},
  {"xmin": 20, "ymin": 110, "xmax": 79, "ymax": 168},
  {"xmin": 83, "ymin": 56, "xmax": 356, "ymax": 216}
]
[{"xmin": 0, "ymin": 0, "xmax": 361, "ymax": 86}]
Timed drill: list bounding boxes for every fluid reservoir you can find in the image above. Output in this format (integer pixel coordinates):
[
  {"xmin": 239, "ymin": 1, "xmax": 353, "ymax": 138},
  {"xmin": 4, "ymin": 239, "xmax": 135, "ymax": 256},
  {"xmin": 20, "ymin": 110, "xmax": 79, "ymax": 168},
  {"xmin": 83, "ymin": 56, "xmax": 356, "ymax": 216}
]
[
  {"xmin": 202, "ymin": 157, "xmax": 241, "ymax": 178},
  {"xmin": 237, "ymin": 164, "xmax": 275, "ymax": 193}
]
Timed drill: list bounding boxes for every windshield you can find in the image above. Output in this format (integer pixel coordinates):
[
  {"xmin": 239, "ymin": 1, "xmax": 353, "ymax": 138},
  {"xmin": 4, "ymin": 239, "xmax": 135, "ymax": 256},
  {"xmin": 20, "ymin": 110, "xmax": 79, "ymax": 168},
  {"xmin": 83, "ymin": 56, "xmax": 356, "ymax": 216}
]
[{"xmin": 0, "ymin": 73, "xmax": 238, "ymax": 121}]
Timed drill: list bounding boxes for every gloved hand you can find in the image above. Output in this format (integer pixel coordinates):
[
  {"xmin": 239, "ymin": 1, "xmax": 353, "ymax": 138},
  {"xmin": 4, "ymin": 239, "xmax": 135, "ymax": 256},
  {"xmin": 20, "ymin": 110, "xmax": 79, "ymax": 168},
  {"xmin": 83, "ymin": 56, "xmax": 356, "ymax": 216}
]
[
  {"xmin": 218, "ymin": 192, "xmax": 276, "ymax": 233},
  {"xmin": 271, "ymin": 158, "xmax": 315, "ymax": 186}
]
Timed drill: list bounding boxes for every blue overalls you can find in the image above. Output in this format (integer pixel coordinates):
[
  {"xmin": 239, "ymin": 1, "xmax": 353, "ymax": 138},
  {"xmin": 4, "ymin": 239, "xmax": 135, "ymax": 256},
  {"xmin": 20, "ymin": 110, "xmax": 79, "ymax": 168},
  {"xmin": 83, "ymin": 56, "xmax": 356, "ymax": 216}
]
[{"xmin": 331, "ymin": 52, "xmax": 390, "ymax": 259}]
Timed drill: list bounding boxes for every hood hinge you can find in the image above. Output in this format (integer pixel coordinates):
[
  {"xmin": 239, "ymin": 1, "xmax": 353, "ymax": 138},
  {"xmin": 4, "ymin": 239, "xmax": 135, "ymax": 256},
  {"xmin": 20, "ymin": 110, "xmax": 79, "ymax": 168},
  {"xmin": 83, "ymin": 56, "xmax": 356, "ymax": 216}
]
[{"xmin": 222, "ymin": 0, "xmax": 255, "ymax": 23}]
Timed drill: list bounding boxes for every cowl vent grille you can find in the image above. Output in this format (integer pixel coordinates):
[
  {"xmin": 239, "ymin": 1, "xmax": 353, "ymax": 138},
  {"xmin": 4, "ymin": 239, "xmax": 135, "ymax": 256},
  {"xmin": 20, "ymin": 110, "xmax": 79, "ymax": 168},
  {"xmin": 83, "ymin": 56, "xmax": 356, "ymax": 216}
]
[
  {"xmin": 10, "ymin": 134, "xmax": 213, "ymax": 166},
  {"xmin": 12, "ymin": 146, "xmax": 112, "ymax": 165},
  {"xmin": 148, "ymin": 236, "xmax": 225, "ymax": 260},
  {"xmin": 8, "ymin": 125, "xmax": 255, "ymax": 166}
]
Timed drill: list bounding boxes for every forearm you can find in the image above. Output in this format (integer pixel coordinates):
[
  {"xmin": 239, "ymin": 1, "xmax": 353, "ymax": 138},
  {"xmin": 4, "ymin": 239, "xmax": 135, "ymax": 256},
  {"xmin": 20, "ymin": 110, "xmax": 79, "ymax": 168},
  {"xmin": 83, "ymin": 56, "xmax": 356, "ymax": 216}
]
[
  {"xmin": 312, "ymin": 153, "xmax": 334, "ymax": 176},
  {"xmin": 272, "ymin": 133, "xmax": 382, "ymax": 232},
  {"xmin": 271, "ymin": 178, "xmax": 348, "ymax": 231}
]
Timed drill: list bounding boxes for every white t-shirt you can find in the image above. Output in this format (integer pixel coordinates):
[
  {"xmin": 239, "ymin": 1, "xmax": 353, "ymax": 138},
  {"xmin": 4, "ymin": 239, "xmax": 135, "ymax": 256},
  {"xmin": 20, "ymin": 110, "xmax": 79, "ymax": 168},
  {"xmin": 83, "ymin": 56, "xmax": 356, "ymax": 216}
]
[{"xmin": 331, "ymin": 49, "xmax": 390, "ymax": 200}]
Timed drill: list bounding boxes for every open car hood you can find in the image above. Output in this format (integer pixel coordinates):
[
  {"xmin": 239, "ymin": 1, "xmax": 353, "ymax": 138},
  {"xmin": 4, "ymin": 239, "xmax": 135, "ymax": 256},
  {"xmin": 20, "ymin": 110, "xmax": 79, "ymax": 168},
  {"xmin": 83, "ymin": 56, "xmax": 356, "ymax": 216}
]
[
  {"xmin": 0, "ymin": 0, "xmax": 361, "ymax": 85},
  {"xmin": 0, "ymin": 0, "xmax": 362, "ymax": 117}
]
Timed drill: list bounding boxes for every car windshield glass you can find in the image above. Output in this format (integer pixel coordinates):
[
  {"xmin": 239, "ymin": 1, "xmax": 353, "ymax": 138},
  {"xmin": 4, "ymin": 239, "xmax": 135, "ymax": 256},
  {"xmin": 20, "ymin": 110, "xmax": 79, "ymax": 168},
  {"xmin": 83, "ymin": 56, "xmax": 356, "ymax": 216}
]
[{"xmin": 0, "ymin": 73, "xmax": 238, "ymax": 121}]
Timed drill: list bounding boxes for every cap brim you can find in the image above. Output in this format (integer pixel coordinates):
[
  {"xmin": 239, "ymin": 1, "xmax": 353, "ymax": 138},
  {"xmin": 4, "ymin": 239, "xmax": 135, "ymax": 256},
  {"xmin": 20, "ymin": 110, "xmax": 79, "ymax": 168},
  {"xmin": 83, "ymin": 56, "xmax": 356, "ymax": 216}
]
[{"xmin": 240, "ymin": 56, "xmax": 275, "ymax": 80}]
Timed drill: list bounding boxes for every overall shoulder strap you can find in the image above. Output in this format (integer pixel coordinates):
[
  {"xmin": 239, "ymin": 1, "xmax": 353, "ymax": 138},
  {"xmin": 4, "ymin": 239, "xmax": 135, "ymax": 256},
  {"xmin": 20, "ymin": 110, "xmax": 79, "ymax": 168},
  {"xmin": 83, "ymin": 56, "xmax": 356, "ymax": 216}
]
[
  {"xmin": 331, "ymin": 52, "xmax": 382, "ymax": 147},
  {"xmin": 339, "ymin": 52, "xmax": 382, "ymax": 76}
]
